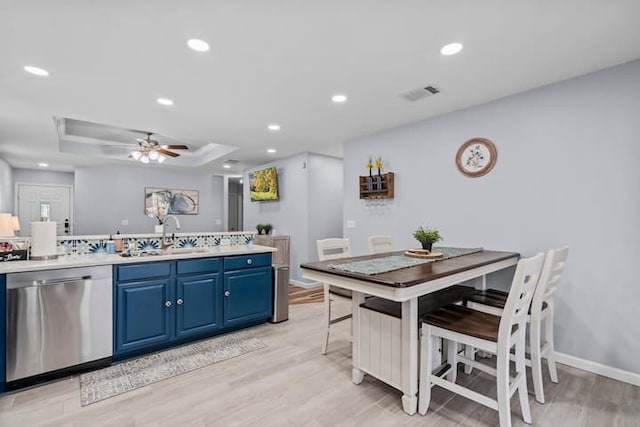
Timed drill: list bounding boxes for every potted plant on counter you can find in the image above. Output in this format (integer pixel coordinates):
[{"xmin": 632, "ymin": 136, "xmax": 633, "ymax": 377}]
[
  {"xmin": 412, "ymin": 226, "xmax": 442, "ymax": 251},
  {"xmin": 263, "ymin": 224, "xmax": 272, "ymax": 235}
]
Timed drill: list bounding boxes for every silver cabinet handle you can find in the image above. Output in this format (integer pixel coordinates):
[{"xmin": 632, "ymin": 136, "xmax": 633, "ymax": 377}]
[
  {"xmin": 224, "ymin": 290, "xmax": 230, "ymax": 297},
  {"xmin": 165, "ymin": 300, "xmax": 172, "ymax": 307},
  {"xmin": 177, "ymin": 298, "xmax": 184, "ymax": 305},
  {"xmin": 246, "ymin": 258, "xmax": 253, "ymax": 265}
]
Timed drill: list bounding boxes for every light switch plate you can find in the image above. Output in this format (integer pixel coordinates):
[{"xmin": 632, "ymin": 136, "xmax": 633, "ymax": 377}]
[
  {"xmin": 215, "ymin": 219, "xmax": 221, "ymax": 225},
  {"xmin": 121, "ymin": 219, "xmax": 129, "ymax": 226},
  {"xmin": 346, "ymin": 220, "xmax": 356, "ymax": 229}
]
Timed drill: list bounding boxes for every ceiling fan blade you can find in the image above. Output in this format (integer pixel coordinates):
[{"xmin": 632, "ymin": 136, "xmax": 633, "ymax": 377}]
[
  {"xmin": 158, "ymin": 148, "xmax": 180, "ymax": 157},
  {"xmin": 135, "ymin": 137, "xmax": 147, "ymax": 144},
  {"xmin": 163, "ymin": 144, "xmax": 188, "ymax": 150}
]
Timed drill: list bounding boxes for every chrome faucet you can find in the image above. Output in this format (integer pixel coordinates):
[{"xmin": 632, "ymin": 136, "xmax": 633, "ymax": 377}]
[{"xmin": 161, "ymin": 215, "xmax": 181, "ymax": 250}]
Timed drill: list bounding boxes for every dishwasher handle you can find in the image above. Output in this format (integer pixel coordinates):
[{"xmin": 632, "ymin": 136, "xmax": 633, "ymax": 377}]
[{"xmin": 8, "ymin": 275, "xmax": 92, "ymax": 289}]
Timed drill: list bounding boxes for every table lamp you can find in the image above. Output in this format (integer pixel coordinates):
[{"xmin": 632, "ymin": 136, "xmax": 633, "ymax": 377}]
[{"xmin": 0, "ymin": 213, "xmax": 15, "ymax": 237}]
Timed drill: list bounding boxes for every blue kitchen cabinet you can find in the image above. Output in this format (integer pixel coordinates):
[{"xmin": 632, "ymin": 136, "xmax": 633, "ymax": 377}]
[
  {"xmin": 175, "ymin": 273, "xmax": 221, "ymax": 338},
  {"xmin": 114, "ymin": 258, "xmax": 222, "ymax": 358},
  {"xmin": 1, "ymin": 274, "xmax": 5, "ymax": 392},
  {"xmin": 223, "ymin": 253, "xmax": 272, "ymax": 327},
  {"xmin": 115, "ymin": 277, "xmax": 174, "ymax": 355}
]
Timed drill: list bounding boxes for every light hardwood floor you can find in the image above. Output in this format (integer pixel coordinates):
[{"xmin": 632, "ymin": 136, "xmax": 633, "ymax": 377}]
[{"xmin": 1, "ymin": 300, "xmax": 638, "ymax": 427}]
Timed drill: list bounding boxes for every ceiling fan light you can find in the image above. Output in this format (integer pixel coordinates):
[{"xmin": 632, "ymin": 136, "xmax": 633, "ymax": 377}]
[
  {"xmin": 157, "ymin": 155, "xmax": 166, "ymax": 164},
  {"xmin": 148, "ymin": 150, "xmax": 159, "ymax": 160},
  {"xmin": 140, "ymin": 154, "xmax": 150, "ymax": 164},
  {"xmin": 131, "ymin": 151, "xmax": 142, "ymax": 160}
]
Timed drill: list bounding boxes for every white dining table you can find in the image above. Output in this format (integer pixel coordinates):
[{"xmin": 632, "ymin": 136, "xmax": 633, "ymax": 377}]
[{"xmin": 301, "ymin": 249, "xmax": 519, "ymax": 415}]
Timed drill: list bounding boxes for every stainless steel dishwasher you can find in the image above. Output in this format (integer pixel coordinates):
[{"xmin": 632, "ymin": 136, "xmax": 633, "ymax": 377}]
[{"xmin": 6, "ymin": 265, "xmax": 113, "ymax": 387}]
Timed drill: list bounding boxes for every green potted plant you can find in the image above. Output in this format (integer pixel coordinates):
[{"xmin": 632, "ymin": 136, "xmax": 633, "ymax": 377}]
[
  {"xmin": 412, "ymin": 226, "xmax": 442, "ymax": 251},
  {"xmin": 256, "ymin": 224, "xmax": 265, "ymax": 235},
  {"xmin": 263, "ymin": 224, "xmax": 272, "ymax": 235}
]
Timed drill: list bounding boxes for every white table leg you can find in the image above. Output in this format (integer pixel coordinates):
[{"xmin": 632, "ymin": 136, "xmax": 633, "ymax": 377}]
[
  {"xmin": 401, "ymin": 298, "xmax": 418, "ymax": 415},
  {"xmin": 351, "ymin": 290, "xmax": 366, "ymax": 385}
]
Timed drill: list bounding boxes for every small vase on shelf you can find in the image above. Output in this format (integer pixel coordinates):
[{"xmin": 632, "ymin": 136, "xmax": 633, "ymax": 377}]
[
  {"xmin": 376, "ymin": 169, "xmax": 382, "ymax": 190},
  {"xmin": 421, "ymin": 242, "xmax": 433, "ymax": 251}
]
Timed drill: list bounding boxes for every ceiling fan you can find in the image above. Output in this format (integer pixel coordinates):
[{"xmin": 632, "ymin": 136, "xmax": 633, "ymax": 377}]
[{"xmin": 130, "ymin": 133, "xmax": 189, "ymax": 163}]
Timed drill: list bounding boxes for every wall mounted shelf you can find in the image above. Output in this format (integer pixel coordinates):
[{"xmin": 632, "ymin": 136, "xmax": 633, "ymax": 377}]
[{"xmin": 359, "ymin": 172, "xmax": 394, "ymax": 199}]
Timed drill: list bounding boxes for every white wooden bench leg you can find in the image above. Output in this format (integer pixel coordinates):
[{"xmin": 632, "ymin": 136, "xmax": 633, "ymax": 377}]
[
  {"xmin": 447, "ymin": 340, "xmax": 458, "ymax": 382},
  {"xmin": 464, "ymin": 345, "xmax": 475, "ymax": 374}
]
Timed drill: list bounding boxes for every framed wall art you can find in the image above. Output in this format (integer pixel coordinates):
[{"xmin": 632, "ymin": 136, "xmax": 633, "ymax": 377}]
[
  {"xmin": 455, "ymin": 137, "xmax": 498, "ymax": 178},
  {"xmin": 145, "ymin": 187, "xmax": 199, "ymax": 217}
]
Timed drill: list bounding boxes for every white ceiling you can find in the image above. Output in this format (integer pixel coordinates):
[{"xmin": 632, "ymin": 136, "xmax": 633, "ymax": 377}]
[{"xmin": 1, "ymin": 1, "xmax": 640, "ymax": 174}]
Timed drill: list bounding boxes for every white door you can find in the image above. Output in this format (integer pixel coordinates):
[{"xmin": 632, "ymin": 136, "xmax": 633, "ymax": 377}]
[{"xmin": 16, "ymin": 184, "xmax": 72, "ymax": 236}]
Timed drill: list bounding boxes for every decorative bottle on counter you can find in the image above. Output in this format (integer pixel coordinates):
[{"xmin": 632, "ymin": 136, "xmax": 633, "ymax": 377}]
[{"xmin": 114, "ymin": 230, "xmax": 123, "ymax": 252}]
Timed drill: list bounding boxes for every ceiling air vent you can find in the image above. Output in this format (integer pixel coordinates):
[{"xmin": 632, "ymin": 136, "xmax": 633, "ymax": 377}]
[
  {"xmin": 400, "ymin": 85, "xmax": 440, "ymax": 102},
  {"xmin": 226, "ymin": 159, "xmax": 239, "ymax": 164}
]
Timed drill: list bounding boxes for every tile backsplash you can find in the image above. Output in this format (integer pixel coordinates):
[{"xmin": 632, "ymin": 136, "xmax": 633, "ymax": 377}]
[{"xmin": 56, "ymin": 231, "xmax": 256, "ymax": 255}]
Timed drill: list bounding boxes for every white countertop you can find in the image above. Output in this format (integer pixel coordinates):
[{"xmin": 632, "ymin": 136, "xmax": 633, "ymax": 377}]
[{"xmin": 0, "ymin": 244, "xmax": 277, "ymax": 274}]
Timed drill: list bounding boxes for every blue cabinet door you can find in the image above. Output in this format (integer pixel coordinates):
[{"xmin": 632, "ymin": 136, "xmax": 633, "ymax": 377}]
[
  {"xmin": 115, "ymin": 279, "xmax": 173, "ymax": 355},
  {"xmin": 175, "ymin": 273, "xmax": 221, "ymax": 339},
  {"xmin": 1, "ymin": 274, "xmax": 5, "ymax": 392},
  {"xmin": 223, "ymin": 266, "xmax": 272, "ymax": 327}
]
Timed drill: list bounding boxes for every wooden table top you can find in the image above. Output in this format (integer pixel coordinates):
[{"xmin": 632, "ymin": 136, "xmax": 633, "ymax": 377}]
[{"xmin": 300, "ymin": 250, "xmax": 519, "ymax": 288}]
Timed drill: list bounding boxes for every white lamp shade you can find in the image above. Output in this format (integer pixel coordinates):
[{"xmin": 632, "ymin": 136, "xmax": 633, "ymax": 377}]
[
  {"xmin": 0, "ymin": 213, "xmax": 14, "ymax": 237},
  {"xmin": 131, "ymin": 150, "xmax": 142, "ymax": 160},
  {"xmin": 12, "ymin": 216, "xmax": 20, "ymax": 231},
  {"xmin": 148, "ymin": 150, "xmax": 159, "ymax": 160},
  {"xmin": 157, "ymin": 154, "xmax": 165, "ymax": 163},
  {"xmin": 140, "ymin": 154, "xmax": 150, "ymax": 164}
]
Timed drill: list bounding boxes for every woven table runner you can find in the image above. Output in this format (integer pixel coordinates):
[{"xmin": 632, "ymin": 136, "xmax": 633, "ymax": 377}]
[{"xmin": 328, "ymin": 247, "xmax": 483, "ymax": 275}]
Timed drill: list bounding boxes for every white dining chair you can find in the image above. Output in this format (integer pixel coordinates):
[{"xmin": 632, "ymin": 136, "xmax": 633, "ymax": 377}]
[
  {"xmin": 368, "ymin": 235, "xmax": 394, "ymax": 254},
  {"xmin": 418, "ymin": 253, "xmax": 545, "ymax": 427},
  {"xmin": 465, "ymin": 246, "xmax": 569, "ymax": 403},
  {"xmin": 316, "ymin": 238, "xmax": 352, "ymax": 355}
]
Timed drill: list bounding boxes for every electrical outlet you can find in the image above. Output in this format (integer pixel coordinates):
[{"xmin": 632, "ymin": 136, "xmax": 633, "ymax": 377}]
[
  {"xmin": 121, "ymin": 219, "xmax": 129, "ymax": 226},
  {"xmin": 215, "ymin": 219, "xmax": 221, "ymax": 225},
  {"xmin": 346, "ymin": 220, "xmax": 356, "ymax": 229}
]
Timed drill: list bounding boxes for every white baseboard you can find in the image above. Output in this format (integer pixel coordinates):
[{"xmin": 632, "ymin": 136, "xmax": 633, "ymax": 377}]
[
  {"xmin": 289, "ymin": 279, "xmax": 322, "ymax": 289},
  {"xmin": 555, "ymin": 352, "xmax": 640, "ymax": 387}
]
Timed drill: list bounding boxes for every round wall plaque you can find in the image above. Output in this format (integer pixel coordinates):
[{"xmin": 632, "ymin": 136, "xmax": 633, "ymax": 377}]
[{"xmin": 455, "ymin": 137, "xmax": 498, "ymax": 178}]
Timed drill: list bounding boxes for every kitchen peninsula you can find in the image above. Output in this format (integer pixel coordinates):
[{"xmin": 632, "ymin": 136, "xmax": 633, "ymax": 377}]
[{"xmin": 0, "ymin": 234, "xmax": 276, "ymax": 392}]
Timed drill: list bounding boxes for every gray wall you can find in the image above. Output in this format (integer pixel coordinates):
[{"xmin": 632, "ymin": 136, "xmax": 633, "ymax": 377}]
[
  {"xmin": 74, "ymin": 165, "xmax": 224, "ymax": 234},
  {"xmin": 343, "ymin": 60, "xmax": 640, "ymax": 374},
  {"xmin": 307, "ymin": 154, "xmax": 344, "ymax": 260},
  {"xmin": 0, "ymin": 157, "xmax": 13, "ymax": 213},
  {"xmin": 244, "ymin": 153, "xmax": 344, "ymax": 282},
  {"xmin": 13, "ymin": 168, "xmax": 74, "ymax": 187}
]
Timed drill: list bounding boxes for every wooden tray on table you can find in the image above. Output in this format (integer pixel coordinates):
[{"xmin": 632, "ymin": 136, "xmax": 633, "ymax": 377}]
[{"xmin": 404, "ymin": 249, "xmax": 444, "ymax": 259}]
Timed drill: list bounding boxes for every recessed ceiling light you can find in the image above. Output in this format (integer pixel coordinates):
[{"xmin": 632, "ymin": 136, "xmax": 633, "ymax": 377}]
[
  {"xmin": 187, "ymin": 39, "xmax": 210, "ymax": 52},
  {"xmin": 223, "ymin": 164, "xmax": 231, "ymax": 169},
  {"xmin": 157, "ymin": 98, "xmax": 174, "ymax": 106},
  {"xmin": 440, "ymin": 42, "xmax": 463, "ymax": 56},
  {"xmin": 37, "ymin": 162, "xmax": 49, "ymax": 167},
  {"xmin": 24, "ymin": 66, "xmax": 49, "ymax": 76},
  {"xmin": 268, "ymin": 124, "xmax": 281, "ymax": 131},
  {"xmin": 331, "ymin": 94, "xmax": 348, "ymax": 103},
  {"xmin": 267, "ymin": 148, "xmax": 277, "ymax": 154}
]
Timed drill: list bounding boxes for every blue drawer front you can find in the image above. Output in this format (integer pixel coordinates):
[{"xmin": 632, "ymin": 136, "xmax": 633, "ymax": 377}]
[
  {"xmin": 177, "ymin": 258, "xmax": 220, "ymax": 275},
  {"xmin": 116, "ymin": 261, "xmax": 172, "ymax": 282},
  {"xmin": 223, "ymin": 253, "xmax": 272, "ymax": 271}
]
